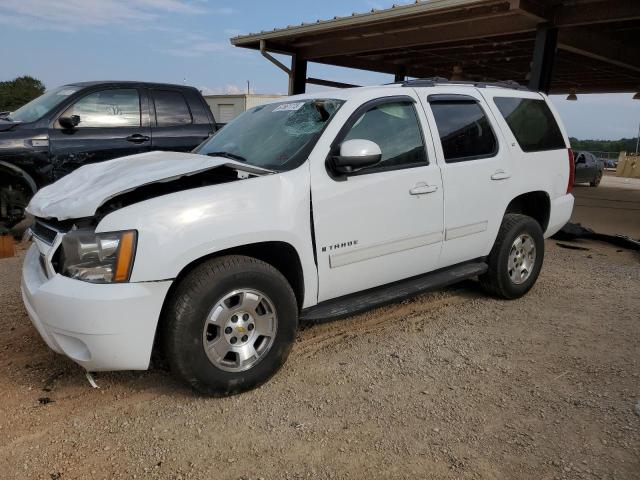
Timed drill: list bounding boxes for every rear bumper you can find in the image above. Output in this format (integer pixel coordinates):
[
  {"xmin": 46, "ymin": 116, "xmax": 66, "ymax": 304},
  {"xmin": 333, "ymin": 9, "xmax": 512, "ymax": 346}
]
[
  {"xmin": 21, "ymin": 244, "xmax": 172, "ymax": 371},
  {"xmin": 545, "ymin": 194, "xmax": 574, "ymax": 238}
]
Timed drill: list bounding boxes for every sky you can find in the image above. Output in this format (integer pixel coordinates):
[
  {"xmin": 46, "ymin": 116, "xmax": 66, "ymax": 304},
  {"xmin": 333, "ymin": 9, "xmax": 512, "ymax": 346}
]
[{"xmin": 1, "ymin": 0, "xmax": 639, "ymax": 140}]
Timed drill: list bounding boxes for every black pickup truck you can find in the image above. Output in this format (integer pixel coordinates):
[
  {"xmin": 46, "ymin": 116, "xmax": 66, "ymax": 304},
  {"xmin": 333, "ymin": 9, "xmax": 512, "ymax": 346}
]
[{"xmin": 0, "ymin": 81, "xmax": 218, "ymax": 226}]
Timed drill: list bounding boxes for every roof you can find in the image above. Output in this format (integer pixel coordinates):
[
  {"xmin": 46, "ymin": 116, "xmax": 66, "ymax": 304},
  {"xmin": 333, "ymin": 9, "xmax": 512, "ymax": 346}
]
[
  {"xmin": 285, "ymin": 80, "xmax": 543, "ymax": 101},
  {"xmin": 67, "ymin": 81, "xmax": 198, "ymax": 90},
  {"xmin": 232, "ymin": 0, "xmax": 640, "ymax": 94}
]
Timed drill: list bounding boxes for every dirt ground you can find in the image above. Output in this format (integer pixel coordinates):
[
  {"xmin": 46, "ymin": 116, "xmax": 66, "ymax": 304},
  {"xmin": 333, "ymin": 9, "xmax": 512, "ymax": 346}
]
[
  {"xmin": 571, "ymin": 173, "xmax": 640, "ymax": 239},
  {"xmin": 0, "ymin": 236, "xmax": 638, "ymax": 480}
]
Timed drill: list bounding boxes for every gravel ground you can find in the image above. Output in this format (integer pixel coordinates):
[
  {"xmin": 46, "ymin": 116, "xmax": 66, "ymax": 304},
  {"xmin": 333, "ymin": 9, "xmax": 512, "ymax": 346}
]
[{"xmin": 0, "ymin": 240, "xmax": 638, "ymax": 480}]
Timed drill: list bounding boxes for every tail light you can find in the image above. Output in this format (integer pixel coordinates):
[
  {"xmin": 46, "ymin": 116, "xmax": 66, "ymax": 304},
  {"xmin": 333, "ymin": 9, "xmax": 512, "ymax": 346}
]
[{"xmin": 567, "ymin": 149, "xmax": 575, "ymax": 194}]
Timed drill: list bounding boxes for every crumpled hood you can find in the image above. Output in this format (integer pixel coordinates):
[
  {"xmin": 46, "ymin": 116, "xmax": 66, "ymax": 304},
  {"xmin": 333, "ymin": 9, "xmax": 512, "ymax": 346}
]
[{"xmin": 27, "ymin": 151, "xmax": 245, "ymax": 220}]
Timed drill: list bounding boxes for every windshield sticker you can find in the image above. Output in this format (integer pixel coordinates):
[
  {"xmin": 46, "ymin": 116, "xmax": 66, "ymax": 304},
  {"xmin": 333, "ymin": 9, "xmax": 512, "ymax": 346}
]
[
  {"xmin": 273, "ymin": 102, "xmax": 305, "ymax": 112},
  {"xmin": 57, "ymin": 89, "xmax": 77, "ymax": 96}
]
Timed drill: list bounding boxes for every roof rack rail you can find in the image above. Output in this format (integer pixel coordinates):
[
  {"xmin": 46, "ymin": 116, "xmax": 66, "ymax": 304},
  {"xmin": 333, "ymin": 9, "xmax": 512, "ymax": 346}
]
[{"xmin": 401, "ymin": 77, "xmax": 530, "ymax": 91}]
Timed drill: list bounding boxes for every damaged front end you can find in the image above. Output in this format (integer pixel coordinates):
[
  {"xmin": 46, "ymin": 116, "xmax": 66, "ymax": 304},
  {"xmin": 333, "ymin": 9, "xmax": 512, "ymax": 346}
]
[
  {"xmin": 95, "ymin": 162, "xmax": 267, "ymax": 219},
  {"xmin": 26, "ymin": 150, "xmax": 272, "ymax": 221},
  {"xmin": 26, "ymin": 150, "xmax": 272, "ymax": 282}
]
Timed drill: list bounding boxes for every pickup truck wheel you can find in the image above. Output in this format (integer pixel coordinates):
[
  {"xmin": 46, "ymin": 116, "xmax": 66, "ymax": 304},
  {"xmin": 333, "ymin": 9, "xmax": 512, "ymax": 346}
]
[
  {"xmin": 0, "ymin": 180, "xmax": 31, "ymax": 228},
  {"xmin": 479, "ymin": 214, "xmax": 544, "ymax": 299},
  {"xmin": 163, "ymin": 255, "xmax": 298, "ymax": 396}
]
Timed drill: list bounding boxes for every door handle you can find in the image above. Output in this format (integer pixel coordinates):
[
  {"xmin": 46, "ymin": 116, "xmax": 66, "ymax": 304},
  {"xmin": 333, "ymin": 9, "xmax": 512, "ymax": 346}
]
[
  {"xmin": 491, "ymin": 170, "xmax": 511, "ymax": 181},
  {"xmin": 409, "ymin": 183, "xmax": 438, "ymax": 195},
  {"xmin": 126, "ymin": 134, "xmax": 150, "ymax": 144}
]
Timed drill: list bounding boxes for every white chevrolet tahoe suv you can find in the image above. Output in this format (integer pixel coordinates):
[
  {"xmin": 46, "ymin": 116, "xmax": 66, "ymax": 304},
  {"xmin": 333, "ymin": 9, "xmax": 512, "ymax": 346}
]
[{"xmin": 22, "ymin": 80, "xmax": 575, "ymax": 395}]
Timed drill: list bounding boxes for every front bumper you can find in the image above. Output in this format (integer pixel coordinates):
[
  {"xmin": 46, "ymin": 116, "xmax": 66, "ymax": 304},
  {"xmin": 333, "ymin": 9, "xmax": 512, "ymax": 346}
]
[{"xmin": 21, "ymin": 243, "xmax": 172, "ymax": 371}]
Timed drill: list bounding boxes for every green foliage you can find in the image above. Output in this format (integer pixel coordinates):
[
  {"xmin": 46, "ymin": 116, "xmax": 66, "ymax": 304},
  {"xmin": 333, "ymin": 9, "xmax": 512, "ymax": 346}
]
[
  {"xmin": 0, "ymin": 76, "xmax": 46, "ymax": 112},
  {"xmin": 569, "ymin": 137, "xmax": 637, "ymax": 153}
]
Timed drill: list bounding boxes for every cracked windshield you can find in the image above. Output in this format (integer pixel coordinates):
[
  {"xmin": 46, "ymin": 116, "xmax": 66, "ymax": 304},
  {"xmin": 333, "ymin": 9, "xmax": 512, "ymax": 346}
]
[{"xmin": 195, "ymin": 99, "xmax": 344, "ymax": 171}]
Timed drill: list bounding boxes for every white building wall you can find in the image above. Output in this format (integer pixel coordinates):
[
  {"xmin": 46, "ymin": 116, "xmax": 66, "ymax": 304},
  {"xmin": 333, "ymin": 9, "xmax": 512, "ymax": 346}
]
[
  {"xmin": 204, "ymin": 94, "xmax": 285, "ymax": 123},
  {"xmin": 204, "ymin": 96, "xmax": 245, "ymax": 124},
  {"xmin": 245, "ymin": 95, "xmax": 286, "ymax": 110}
]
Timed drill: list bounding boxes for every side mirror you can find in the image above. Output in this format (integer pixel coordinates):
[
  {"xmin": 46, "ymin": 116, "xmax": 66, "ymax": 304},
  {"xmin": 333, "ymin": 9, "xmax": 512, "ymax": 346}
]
[
  {"xmin": 59, "ymin": 115, "xmax": 80, "ymax": 130},
  {"xmin": 331, "ymin": 139, "xmax": 382, "ymax": 174},
  {"xmin": 576, "ymin": 154, "xmax": 586, "ymax": 164}
]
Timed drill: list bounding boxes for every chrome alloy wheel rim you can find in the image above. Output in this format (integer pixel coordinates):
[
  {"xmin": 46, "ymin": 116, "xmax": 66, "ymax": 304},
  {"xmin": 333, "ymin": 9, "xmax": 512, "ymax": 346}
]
[
  {"xmin": 202, "ymin": 289, "xmax": 277, "ymax": 372},
  {"xmin": 508, "ymin": 234, "xmax": 536, "ymax": 285}
]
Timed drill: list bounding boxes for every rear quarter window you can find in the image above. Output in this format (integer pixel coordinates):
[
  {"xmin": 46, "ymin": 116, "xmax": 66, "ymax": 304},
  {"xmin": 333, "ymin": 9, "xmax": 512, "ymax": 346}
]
[
  {"xmin": 153, "ymin": 90, "xmax": 193, "ymax": 127},
  {"xmin": 493, "ymin": 97, "xmax": 566, "ymax": 152},
  {"xmin": 183, "ymin": 90, "xmax": 210, "ymax": 124}
]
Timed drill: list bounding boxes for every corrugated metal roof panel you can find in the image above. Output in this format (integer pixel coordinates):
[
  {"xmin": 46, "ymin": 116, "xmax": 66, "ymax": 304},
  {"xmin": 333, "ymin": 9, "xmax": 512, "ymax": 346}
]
[{"xmin": 231, "ymin": 0, "xmax": 496, "ymax": 45}]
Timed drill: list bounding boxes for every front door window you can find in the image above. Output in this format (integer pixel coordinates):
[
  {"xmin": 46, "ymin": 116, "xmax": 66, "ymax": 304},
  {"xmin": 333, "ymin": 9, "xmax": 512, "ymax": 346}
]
[
  {"xmin": 60, "ymin": 89, "xmax": 141, "ymax": 128},
  {"xmin": 342, "ymin": 101, "xmax": 427, "ymax": 173}
]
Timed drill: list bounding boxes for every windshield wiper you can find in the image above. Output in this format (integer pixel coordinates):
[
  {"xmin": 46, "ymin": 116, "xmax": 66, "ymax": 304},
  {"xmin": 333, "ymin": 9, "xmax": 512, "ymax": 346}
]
[{"xmin": 206, "ymin": 151, "xmax": 248, "ymax": 163}]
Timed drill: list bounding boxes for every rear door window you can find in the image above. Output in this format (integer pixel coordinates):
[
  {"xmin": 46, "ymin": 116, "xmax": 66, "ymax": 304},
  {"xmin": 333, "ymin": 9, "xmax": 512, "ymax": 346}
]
[
  {"xmin": 493, "ymin": 97, "xmax": 566, "ymax": 152},
  {"xmin": 429, "ymin": 98, "xmax": 498, "ymax": 163},
  {"xmin": 153, "ymin": 90, "xmax": 192, "ymax": 127}
]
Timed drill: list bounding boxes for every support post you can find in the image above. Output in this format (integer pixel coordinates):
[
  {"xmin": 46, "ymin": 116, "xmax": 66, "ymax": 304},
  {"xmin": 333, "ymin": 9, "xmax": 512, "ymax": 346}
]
[
  {"xmin": 289, "ymin": 55, "xmax": 308, "ymax": 95},
  {"xmin": 394, "ymin": 66, "xmax": 407, "ymax": 83},
  {"xmin": 528, "ymin": 23, "xmax": 558, "ymax": 93}
]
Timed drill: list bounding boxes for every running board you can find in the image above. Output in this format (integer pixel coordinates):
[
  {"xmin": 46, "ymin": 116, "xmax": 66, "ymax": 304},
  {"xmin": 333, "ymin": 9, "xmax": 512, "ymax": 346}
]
[{"xmin": 301, "ymin": 261, "xmax": 488, "ymax": 323}]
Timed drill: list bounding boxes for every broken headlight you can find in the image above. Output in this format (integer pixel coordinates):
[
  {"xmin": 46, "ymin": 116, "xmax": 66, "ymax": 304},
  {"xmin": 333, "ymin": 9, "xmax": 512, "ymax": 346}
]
[{"xmin": 60, "ymin": 229, "xmax": 137, "ymax": 283}]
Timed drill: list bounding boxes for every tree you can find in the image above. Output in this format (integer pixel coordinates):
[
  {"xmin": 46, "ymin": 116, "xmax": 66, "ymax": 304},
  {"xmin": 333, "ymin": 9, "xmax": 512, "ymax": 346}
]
[
  {"xmin": 0, "ymin": 76, "xmax": 46, "ymax": 112},
  {"xmin": 569, "ymin": 137, "xmax": 637, "ymax": 154}
]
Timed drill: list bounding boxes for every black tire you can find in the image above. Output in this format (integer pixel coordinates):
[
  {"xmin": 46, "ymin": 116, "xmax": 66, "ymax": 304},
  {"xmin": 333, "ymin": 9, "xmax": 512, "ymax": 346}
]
[
  {"xmin": 590, "ymin": 170, "xmax": 602, "ymax": 187},
  {"xmin": 0, "ymin": 179, "xmax": 32, "ymax": 229},
  {"xmin": 163, "ymin": 255, "xmax": 298, "ymax": 396},
  {"xmin": 479, "ymin": 214, "xmax": 544, "ymax": 300}
]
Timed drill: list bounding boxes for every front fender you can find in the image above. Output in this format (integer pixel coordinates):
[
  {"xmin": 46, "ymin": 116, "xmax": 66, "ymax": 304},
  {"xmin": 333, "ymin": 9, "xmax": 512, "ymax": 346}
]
[
  {"xmin": 0, "ymin": 161, "xmax": 38, "ymax": 194},
  {"xmin": 97, "ymin": 166, "xmax": 318, "ymax": 307}
]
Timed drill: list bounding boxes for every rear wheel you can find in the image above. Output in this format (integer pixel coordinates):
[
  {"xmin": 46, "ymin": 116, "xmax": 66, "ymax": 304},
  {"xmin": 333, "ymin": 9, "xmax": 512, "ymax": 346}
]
[
  {"xmin": 163, "ymin": 255, "xmax": 298, "ymax": 396},
  {"xmin": 480, "ymin": 214, "xmax": 544, "ymax": 299},
  {"xmin": 590, "ymin": 170, "xmax": 603, "ymax": 187}
]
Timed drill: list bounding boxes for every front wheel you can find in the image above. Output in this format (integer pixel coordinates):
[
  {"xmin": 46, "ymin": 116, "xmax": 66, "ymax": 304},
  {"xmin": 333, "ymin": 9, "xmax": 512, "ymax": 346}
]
[
  {"xmin": 0, "ymin": 180, "xmax": 32, "ymax": 228},
  {"xmin": 590, "ymin": 170, "xmax": 603, "ymax": 187},
  {"xmin": 480, "ymin": 214, "xmax": 544, "ymax": 299},
  {"xmin": 163, "ymin": 255, "xmax": 298, "ymax": 396}
]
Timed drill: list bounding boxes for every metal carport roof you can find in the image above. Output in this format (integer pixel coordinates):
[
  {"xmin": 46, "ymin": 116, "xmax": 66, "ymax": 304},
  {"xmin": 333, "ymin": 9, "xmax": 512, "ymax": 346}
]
[{"xmin": 231, "ymin": 0, "xmax": 640, "ymax": 95}]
